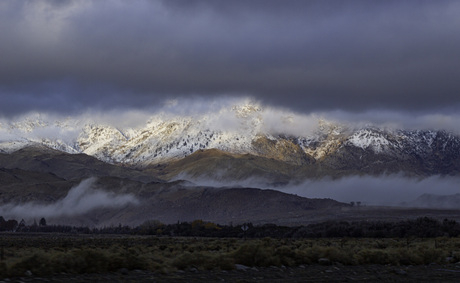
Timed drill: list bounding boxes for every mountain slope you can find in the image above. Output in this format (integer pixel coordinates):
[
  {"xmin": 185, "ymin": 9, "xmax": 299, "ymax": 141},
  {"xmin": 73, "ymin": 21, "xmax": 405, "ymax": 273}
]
[
  {"xmin": 320, "ymin": 129, "xmax": 460, "ymax": 176},
  {"xmin": 0, "ymin": 168, "xmax": 349, "ymax": 226},
  {"xmin": 0, "ymin": 146, "xmax": 163, "ymax": 183},
  {"xmin": 147, "ymin": 148, "xmax": 308, "ymax": 185},
  {"xmin": 0, "ymin": 167, "xmax": 71, "ymax": 204}
]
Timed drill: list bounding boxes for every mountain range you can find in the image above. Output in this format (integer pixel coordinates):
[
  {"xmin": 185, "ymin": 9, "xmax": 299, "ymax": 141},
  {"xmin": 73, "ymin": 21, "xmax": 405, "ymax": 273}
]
[
  {"xmin": 1, "ymin": 103, "xmax": 460, "ymax": 226},
  {"xmin": 1, "ymin": 104, "xmax": 459, "ymax": 182}
]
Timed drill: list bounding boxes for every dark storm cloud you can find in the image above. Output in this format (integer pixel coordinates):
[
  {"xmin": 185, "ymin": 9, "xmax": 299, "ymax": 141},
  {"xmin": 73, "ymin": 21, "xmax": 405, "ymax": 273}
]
[{"xmin": 1, "ymin": 0, "xmax": 460, "ymax": 116}]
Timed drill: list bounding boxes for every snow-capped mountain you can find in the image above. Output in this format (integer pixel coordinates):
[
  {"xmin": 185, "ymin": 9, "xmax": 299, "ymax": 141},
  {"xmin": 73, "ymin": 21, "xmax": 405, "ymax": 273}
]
[
  {"xmin": 1, "ymin": 104, "xmax": 271, "ymax": 165},
  {"xmin": 1, "ymin": 103, "xmax": 460, "ymax": 176}
]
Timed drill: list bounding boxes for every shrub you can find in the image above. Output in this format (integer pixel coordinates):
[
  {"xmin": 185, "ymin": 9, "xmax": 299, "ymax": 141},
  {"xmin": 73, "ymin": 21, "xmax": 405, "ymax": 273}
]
[
  {"xmin": 67, "ymin": 249, "xmax": 111, "ymax": 273},
  {"xmin": 9, "ymin": 252, "xmax": 52, "ymax": 276},
  {"xmin": 171, "ymin": 251, "xmax": 226, "ymax": 270},
  {"xmin": 231, "ymin": 242, "xmax": 280, "ymax": 267},
  {"xmin": 417, "ymin": 246, "xmax": 446, "ymax": 264},
  {"xmin": 356, "ymin": 249, "xmax": 392, "ymax": 265}
]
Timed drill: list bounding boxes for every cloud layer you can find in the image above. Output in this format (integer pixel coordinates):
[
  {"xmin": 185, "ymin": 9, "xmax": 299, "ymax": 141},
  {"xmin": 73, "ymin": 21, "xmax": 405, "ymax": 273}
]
[
  {"xmin": 0, "ymin": 178, "xmax": 139, "ymax": 219},
  {"xmin": 1, "ymin": 0, "xmax": 460, "ymax": 117},
  {"xmin": 170, "ymin": 172, "xmax": 460, "ymax": 208},
  {"xmin": 2, "ymin": 98, "xmax": 460, "ymax": 151}
]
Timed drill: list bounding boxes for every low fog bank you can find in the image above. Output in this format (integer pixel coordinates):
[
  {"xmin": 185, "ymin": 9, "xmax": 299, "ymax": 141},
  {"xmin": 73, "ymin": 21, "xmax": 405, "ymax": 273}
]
[
  {"xmin": 175, "ymin": 174, "xmax": 460, "ymax": 209},
  {"xmin": 0, "ymin": 178, "xmax": 139, "ymax": 220},
  {"xmin": 279, "ymin": 175, "xmax": 460, "ymax": 208},
  {"xmin": 169, "ymin": 172, "xmax": 276, "ymax": 189}
]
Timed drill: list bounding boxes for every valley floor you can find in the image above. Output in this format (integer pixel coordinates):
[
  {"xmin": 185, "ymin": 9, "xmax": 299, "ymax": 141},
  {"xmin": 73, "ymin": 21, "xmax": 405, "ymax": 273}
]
[
  {"xmin": 7, "ymin": 263, "xmax": 460, "ymax": 282},
  {"xmin": 2, "ymin": 234, "xmax": 460, "ymax": 282}
]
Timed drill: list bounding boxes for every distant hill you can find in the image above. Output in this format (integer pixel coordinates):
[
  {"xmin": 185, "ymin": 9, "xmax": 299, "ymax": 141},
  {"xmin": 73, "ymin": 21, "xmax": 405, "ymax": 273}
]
[{"xmin": 0, "ymin": 147, "xmax": 347, "ymax": 226}]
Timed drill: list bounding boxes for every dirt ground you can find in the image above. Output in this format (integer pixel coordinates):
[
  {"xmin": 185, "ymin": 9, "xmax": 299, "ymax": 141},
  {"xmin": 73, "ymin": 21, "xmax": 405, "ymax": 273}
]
[{"xmin": 4, "ymin": 263, "xmax": 460, "ymax": 282}]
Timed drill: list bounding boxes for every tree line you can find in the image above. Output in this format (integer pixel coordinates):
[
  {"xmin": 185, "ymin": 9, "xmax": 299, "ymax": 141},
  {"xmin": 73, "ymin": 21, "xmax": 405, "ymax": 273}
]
[{"xmin": 1, "ymin": 216, "xmax": 460, "ymax": 238}]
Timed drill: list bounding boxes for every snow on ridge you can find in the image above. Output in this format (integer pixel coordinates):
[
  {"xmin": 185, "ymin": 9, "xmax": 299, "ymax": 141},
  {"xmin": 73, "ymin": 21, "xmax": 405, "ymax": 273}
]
[
  {"xmin": 347, "ymin": 129, "xmax": 390, "ymax": 153},
  {"xmin": 1, "ymin": 105, "xmax": 460, "ymax": 166}
]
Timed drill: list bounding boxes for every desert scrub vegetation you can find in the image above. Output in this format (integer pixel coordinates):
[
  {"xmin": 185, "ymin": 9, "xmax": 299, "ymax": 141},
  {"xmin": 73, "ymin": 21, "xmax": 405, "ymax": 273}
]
[{"xmin": 1, "ymin": 234, "xmax": 460, "ymax": 278}]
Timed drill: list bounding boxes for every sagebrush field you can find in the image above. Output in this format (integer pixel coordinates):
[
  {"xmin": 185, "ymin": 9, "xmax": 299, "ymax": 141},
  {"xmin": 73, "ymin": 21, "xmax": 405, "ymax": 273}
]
[{"xmin": 1, "ymin": 233, "xmax": 460, "ymax": 278}]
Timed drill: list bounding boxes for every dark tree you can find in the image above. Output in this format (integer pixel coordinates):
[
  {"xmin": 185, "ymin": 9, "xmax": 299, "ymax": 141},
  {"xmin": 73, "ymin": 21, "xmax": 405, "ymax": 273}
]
[
  {"xmin": 5, "ymin": 220, "xmax": 18, "ymax": 231},
  {"xmin": 18, "ymin": 219, "xmax": 26, "ymax": 227}
]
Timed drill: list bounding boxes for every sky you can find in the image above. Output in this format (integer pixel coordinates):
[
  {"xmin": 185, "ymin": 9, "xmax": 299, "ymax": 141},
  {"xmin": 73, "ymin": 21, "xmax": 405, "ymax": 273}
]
[{"xmin": 1, "ymin": 0, "xmax": 460, "ymax": 123}]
